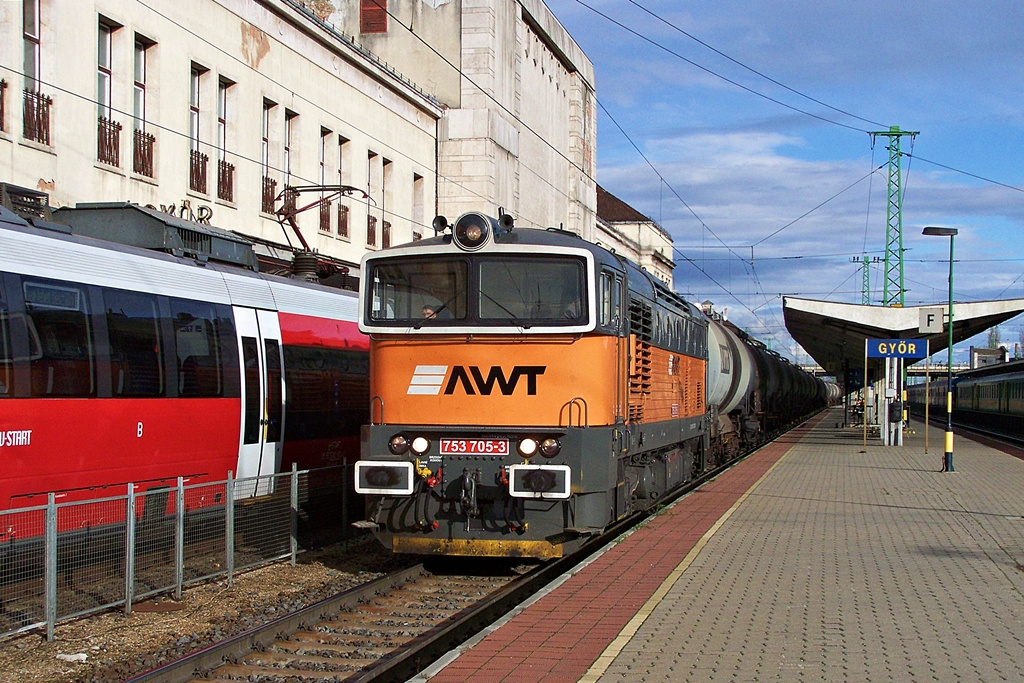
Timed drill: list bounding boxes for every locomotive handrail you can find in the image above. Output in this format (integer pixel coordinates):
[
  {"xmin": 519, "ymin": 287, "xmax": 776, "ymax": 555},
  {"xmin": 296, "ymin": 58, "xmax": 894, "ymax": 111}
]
[
  {"xmin": 370, "ymin": 395, "xmax": 385, "ymax": 425},
  {"xmin": 563, "ymin": 397, "xmax": 588, "ymax": 427}
]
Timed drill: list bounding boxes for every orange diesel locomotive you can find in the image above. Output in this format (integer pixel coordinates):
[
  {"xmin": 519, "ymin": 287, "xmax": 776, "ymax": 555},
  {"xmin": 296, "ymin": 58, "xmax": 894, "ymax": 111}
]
[{"xmin": 354, "ymin": 211, "xmax": 828, "ymax": 558}]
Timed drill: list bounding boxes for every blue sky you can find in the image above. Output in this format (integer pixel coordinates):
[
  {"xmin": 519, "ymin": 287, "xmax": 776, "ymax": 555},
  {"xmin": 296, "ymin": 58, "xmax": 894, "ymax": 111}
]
[{"xmin": 545, "ymin": 0, "xmax": 1024, "ymax": 364}]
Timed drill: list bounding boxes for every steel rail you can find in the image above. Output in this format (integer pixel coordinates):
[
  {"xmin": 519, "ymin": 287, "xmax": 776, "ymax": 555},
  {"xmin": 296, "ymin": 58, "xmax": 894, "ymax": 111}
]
[{"xmin": 123, "ymin": 412, "xmax": 821, "ymax": 683}]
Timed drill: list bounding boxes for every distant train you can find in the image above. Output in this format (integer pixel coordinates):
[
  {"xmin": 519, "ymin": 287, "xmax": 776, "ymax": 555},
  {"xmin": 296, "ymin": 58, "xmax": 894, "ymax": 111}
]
[
  {"xmin": 354, "ymin": 211, "xmax": 834, "ymax": 559},
  {"xmin": 0, "ymin": 202, "xmax": 368, "ymax": 538},
  {"xmin": 907, "ymin": 359, "xmax": 1024, "ymax": 441}
]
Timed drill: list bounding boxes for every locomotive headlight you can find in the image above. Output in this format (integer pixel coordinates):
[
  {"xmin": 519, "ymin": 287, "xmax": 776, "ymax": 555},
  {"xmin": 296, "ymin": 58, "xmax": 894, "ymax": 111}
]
[
  {"xmin": 389, "ymin": 435, "xmax": 411, "ymax": 455},
  {"xmin": 354, "ymin": 461, "xmax": 415, "ymax": 495},
  {"xmin": 508, "ymin": 464, "xmax": 571, "ymax": 499},
  {"xmin": 539, "ymin": 438, "xmax": 561, "ymax": 457},
  {"xmin": 453, "ymin": 213, "xmax": 490, "ymax": 251},
  {"xmin": 411, "ymin": 436, "xmax": 431, "ymax": 455},
  {"xmin": 517, "ymin": 438, "xmax": 538, "ymax": 457}
]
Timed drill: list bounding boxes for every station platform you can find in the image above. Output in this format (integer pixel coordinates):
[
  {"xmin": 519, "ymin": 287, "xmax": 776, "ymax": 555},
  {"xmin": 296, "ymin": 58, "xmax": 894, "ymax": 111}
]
[{"xmin": 418, "ymin": 409, "xmax": 1024, "ymax": 682}]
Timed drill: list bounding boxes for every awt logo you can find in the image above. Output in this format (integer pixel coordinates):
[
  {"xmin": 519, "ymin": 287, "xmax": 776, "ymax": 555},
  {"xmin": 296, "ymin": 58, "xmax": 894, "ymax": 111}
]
[{"xmin": 407, "ymin": 365, "xmax": 546, "ymax": 396}]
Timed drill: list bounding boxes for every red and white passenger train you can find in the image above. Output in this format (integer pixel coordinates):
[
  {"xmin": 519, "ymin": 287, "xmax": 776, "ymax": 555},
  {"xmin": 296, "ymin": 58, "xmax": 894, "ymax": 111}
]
[{"xmin": 0, "ymin": 201, "xmax": 367, "ymax": 534}]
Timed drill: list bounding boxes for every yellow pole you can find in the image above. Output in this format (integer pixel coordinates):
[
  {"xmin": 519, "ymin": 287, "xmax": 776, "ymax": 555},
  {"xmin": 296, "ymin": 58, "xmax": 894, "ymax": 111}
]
[
  {"xmin": 862, "ymin": 339, "xmax": 868, "ymax": 452},
  {"xmin": 924, "ymin": 340, "xmax": 930, "ymax": 455}
]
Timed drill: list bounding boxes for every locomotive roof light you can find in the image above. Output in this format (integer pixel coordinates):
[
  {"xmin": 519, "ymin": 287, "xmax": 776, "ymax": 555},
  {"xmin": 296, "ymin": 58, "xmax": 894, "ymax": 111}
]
[
  {"xmin": 411, "ymin": 436, "xmax": 431, "ymax": 455},
  {"xmin": 452, "ymin": 212, "xmax": 492, "ymax": 251},
  {"xmin": 517, "ymin": 438, "xmax": 538, "ymax": 457},
  {"xmin": 451, "ymin": 210, "xmax": 514, "ymax": 252}
]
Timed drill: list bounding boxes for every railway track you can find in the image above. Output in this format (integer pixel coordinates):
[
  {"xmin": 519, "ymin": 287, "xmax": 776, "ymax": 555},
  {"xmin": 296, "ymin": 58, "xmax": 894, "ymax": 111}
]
[{"xmin": 120, "ymin": 416, "xmax": 819, "ymax": 683}]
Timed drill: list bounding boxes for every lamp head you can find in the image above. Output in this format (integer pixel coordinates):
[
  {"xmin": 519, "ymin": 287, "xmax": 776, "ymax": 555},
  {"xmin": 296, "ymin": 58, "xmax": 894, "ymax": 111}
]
[{"xmin": 923, "ymin": 226, "xmax": 958, "ymax": 237}]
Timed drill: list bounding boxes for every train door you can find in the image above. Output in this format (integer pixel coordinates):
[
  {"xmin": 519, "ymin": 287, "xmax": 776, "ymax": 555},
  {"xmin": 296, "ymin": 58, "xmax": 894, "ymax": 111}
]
[{"xmin": 233, "ymin": 307, "xmax": 285, "ymax": 496}]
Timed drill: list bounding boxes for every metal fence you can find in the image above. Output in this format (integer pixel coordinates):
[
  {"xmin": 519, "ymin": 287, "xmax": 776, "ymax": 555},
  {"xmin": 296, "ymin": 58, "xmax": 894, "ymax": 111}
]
[{"xmin": 0, "ymin": 463, "xmax": 354, "ymax": 641}]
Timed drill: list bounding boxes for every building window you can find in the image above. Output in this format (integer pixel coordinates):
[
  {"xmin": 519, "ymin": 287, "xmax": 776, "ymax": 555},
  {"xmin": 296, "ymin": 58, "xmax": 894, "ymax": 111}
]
[
  {"xmin": 188, "ymin": 65, "xmax": 208, "ymax": 193},
  {"xmin": 382, "ymin": 157, "xmax": 393, "ymax": 244},
  {"xmin": 24, "ymin": 0, "xmax": 41, "ymax": 91},
  {"xmin": 338, "ymin": 204, "xmax": 350, "ymax": 239},
  {"xmin": 367, "ymin": 215, "xmax": 377, "ymax": 247},
  {"xmin": 96, "ymin": 21, "xmax": 121, "ymax": 166},
  {"xmin": 97, "ymin": 23, "xmax": 113, "ymax": 118},
  {"xmin": 132, "ymin": 37, "xmax": 155, "ymax": 177},
  {"xmin": 367, "ymin": 150, "xmax": 381, "ymax": 247},
  {"xmin": 0, "ymin": 79, "xmax": 8, "ymax": 133},
  {"xmin": 360, "ymin": 0, "xmax": 388, "ymax": 33},
  {"xmin": 337, "ymin": 136, "xmax": 350, "ymax": 238},
  {"xmin": 23, "ymin": 0, "xmax": 51, "ymax": 145},
  {"xmin": 261, "ymin": 99, "xmax": 276, "ymax": 213},
  {"xmin": 413, "ymin": 172, "xmax": 425, "ymax": 234},
  {"xmin": 217, "ymin": 79, "xmax": 234, "ymax": 201},
  {"xmin": 133, "ymin": 39, "xmax": 147, "ymax": 130},
  {"xmin": 284, "ymin": 110, "xmax": 297, "ymax": 186},
  {"xmin": 318, "ymin": 128, "xmax": 331, "ymax": 233}
]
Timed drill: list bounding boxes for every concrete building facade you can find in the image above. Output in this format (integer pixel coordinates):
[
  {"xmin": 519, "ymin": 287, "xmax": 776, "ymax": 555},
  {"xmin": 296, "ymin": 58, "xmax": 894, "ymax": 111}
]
[
  {"xmin": 1, "ymin": 0, "xmax": 665, "ymax": 283},
  {"xmin": 596, "ymin": 185, "xmax": 675, "ymax": 286},
  {"xmin": 308, "ymin": 0, "xmax": 598, "ymax": 239},
  {"xmin": 0, "ymin": 0, "xmax": 444, "ymax": 275}
]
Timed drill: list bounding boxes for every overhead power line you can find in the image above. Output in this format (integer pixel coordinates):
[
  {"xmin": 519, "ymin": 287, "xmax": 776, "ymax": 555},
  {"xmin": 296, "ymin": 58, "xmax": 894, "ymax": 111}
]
[{"xmin": 623, "ymin": 0, "xmax": 888, "ymax": 130}]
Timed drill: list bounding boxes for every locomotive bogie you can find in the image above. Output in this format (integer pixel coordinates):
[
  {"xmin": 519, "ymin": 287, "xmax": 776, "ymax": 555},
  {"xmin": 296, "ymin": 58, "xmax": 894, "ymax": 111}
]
[{"xmin": 357, "ymin": 419, "xmax": 705, "ymax": 558}]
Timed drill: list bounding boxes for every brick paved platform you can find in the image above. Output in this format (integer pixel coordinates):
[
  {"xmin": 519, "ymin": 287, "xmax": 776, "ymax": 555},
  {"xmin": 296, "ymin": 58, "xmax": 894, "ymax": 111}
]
[{"xmin": 418, "ymin": 409, "xmax": 1024, "ymax": 682}]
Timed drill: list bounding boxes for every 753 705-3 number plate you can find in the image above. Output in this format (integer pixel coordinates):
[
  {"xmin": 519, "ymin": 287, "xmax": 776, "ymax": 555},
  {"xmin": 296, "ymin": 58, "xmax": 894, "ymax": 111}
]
[{"xmin": 439, "ymin": 439, "xmax": 509, "ymax": 455}]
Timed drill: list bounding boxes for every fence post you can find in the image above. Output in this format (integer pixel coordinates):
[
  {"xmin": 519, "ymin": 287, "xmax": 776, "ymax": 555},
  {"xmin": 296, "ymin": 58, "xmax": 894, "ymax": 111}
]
[
  {"xmin": 343, "ymin": 458, "xmax": 349, "ymax": 548},
  {"xmin": 290, "ymin": 463, "xmax": 298, "ymax": 567},
  {"xmin": 125, "ymin": 484, "xmax": 136, "ymax": 615},
  {"xmin": 45, "ymin": 493, "xmax": 57, "ymax": 642},
  {"xmin": 225, "ymin": 472, "xmax": 234, "ymax": 587},
  {"xmin": 174, "ymin": 477, "xmax": 184, "ymax": 600}
]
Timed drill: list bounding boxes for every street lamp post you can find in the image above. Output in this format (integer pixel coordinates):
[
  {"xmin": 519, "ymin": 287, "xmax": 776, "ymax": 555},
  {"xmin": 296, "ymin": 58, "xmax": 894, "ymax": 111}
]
[{"xmin": 923, "ymin": 226, "xmax": 958, "ymax": 472}]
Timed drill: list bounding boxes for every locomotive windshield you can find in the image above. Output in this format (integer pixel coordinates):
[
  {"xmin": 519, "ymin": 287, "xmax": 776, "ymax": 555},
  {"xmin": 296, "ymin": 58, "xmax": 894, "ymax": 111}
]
[{"xmin": 368, "ymin": 254, "xmax": 587, "ymax": 327}]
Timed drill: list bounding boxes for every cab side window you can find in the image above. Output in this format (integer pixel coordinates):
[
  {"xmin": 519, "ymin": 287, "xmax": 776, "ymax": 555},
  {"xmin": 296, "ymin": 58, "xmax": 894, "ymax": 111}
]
[{"xmin": 598, "ymin": 271, "xmax": 624, "ymax": 334}]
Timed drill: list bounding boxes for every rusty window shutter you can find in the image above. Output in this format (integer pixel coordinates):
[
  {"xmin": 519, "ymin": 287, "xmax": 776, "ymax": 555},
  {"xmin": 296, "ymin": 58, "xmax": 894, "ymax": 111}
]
[{"xmin": 361, "ymin": 0, "xmax": 387, "ymax": 33}]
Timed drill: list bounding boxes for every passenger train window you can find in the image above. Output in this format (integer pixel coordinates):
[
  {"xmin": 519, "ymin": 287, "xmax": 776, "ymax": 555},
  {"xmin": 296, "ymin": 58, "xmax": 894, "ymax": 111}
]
[
  {"xmin": 0, "ymin": 281, "xmax": 9, "ymax": 397},
  {"xmin": 241, "ymin": 337, "xmax": 261, "ymax": 444},
  {"xmin": 264, "ymin": 339, "xmax": 282, "ymax": 443},
  {"xmin": 105, "ymin": 289, "xmax": 164, "ymax": 396},
  {"xmin": 23, "ymin": 278, "xmax": 96, "ymax": 397},
  {"xmin": 170, "ymin": 299, "xmax": 237, "ymax": 397},
  {"xmin": 283, "ymin": 346, "xmax": 369, "ymax": 441}
]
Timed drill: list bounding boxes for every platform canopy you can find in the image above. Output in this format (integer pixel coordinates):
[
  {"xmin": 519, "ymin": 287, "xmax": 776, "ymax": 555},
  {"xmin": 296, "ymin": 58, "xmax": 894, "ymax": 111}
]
[{"xmin": 783, "ymin": 297, "xmax": 1024, "ymax": 379}]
